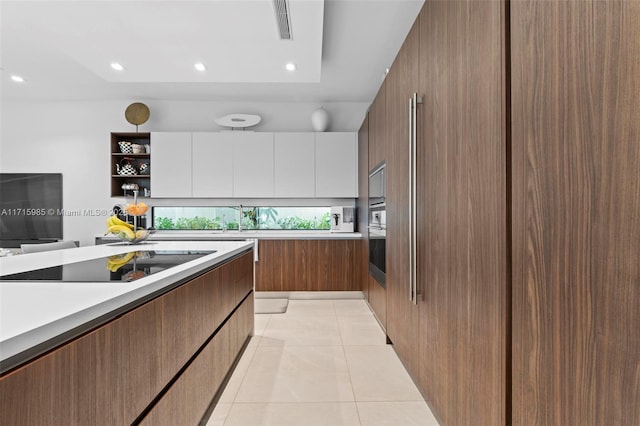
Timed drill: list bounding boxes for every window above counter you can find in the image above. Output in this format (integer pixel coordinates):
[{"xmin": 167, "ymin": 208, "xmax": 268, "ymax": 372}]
[{"xmin": 152, "ymin": 206, "xmax": 332, "ymax": 231}]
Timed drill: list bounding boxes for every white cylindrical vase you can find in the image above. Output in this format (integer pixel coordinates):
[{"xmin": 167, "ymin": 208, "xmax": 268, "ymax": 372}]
[{"xmin": 311, "ymin": 107, "xmax": 330, "ymax": 132}]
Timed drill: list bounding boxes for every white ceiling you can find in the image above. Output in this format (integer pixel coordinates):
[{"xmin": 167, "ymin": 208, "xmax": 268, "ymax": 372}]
[{"xmin": 0, "ymin": 0, "xmax": 424, "ymax": 103}]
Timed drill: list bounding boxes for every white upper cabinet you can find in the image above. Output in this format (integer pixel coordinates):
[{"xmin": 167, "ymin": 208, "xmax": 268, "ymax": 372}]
[
  {"xmin": 151, "ymin": 132, "xmax": 192, "ymax": 198},
  {"xmin": 192, "ymin": 132, "xmax": 233, "ymax": 198},
  {"xmin": 231, "ymin": 132, "xmax": 275, "ymax": 197},
  {"xmin": 315, "ymin": 132, "xmax": 358, "ymax": 197},
  {"xmin": 274, "ymin": 133, "xmax": 316, "ymax": 197},
  {"xmin": 149, "ymin": 131, "xmax": 356, "ymax": 199}
]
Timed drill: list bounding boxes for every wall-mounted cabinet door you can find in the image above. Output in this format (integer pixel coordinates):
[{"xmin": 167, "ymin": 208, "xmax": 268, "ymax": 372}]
[
  {"xmin": 511, "ymin": 2, "xmax": 640, "ymax": 425},
  {"xmin": 151, "ymin": 132, "xmax": 192, "ymax": 198},
  {"xmin": 385, "ymin": 14, "xmax": 420, "ymax": 380},
  {"xmin": 274, "ymin": 133, "xmax": 315, "ymax": 197},
  {"xmin": 192, "ymin": 132, "xmax": 233, "ymax": 198},
  {"xmin": 416, "ymin": 2, "xmax": 507, "ymax": 425},
  {"xmin": 315, "ymin": 132, "xmax": 357, "ymax": 198},
  {"xmin": 369, "ymin": 82, "xmax": 387, "ymax": 171},
  {"xmin": 232, "ymin": 132, "xmax": 274, "ymax": 197}
]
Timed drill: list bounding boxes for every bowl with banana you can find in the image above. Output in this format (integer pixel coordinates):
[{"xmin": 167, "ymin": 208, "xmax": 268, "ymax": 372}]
[{"xmin": 106, "ymin": 215, "xmax": 151, "ymax": 244}]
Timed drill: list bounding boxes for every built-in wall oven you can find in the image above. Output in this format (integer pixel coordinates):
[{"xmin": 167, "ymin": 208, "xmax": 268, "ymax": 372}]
[{"xmin": 368, "ymin": 163, "xmax": 386, "ymax": 287}]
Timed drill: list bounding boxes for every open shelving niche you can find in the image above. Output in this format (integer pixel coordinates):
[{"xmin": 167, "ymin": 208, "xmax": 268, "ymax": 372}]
[{"xmin": 110, "ymin": 132, "xmax": 151, "ymax": 198}]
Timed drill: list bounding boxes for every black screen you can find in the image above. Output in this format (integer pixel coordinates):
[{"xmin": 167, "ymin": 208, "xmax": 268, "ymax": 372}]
[{"xmin": 0, "ymin": 173, "xmax": 63, "ymax": 242}]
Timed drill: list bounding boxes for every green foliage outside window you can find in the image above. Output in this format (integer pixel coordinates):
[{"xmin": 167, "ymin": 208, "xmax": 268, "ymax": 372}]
[{"xmin": 153, "ymin": 207, "xmax": 335, "ymax": 231}]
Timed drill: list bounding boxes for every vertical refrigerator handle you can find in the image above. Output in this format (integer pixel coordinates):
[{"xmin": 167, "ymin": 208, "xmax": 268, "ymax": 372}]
[
  {"xmin": 408, "ymin": 96, "xmax": 414, "ymax": 303},
  {"xmin": 409, "ymin": 93, "xmax": 421, "ymax": 304}
]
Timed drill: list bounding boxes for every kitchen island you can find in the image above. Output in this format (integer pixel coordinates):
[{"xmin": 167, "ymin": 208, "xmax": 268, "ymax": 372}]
[{"xmin": 0, "ymin": 240, "xmax": 255, "ymax": 425}]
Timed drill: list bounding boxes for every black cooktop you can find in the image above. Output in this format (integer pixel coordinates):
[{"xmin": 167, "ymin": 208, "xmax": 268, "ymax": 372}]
[{"xmin": 0, "ymin": 250, "xmax": 216, "ymax": 282}]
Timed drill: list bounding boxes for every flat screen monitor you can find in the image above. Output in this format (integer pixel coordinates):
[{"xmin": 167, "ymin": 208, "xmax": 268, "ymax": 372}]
[{"xmin": 0, "ymin": 173, "xmax": 63, "ymax": 244}]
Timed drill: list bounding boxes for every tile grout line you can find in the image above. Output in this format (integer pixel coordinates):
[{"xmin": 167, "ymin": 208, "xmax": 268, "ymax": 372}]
[
  {"xmin": 334, "ymin": 300, "xmax": 364, "ymax": 426},
  {"xmin": 220, "ymin": 312, "xmax": 273, "ymax": 425},
  {"xmin": 216, "ymin": 300, "xmax": 433, "ymax": 425}
]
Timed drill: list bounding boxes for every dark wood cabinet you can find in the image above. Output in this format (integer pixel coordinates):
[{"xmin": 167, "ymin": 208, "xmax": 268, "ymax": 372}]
[
  {"xmin": 385, "ymin": 15, "xmax": 422, "ymax": 377},
  {"xmin": 372, "ymin": 2, "xmax": 509, "ymax": 424},
  {"xmin": 357, "ymin": 114, "xmax": 370, "ymax": 301},
  {"xmin": 358, "ymin": 112, "xmax": 387, "ymax": 329},
  {"xmin": 367, "ymin": 275, "xmax": 387, "ymax": 330},
  {"xmin": 141, "ymin": 294, "xmax": 253, "ymax": 425},
  {"xmin": 416, "ymin": 2, "xmax": 508, "ymax": 425},
  {"xmin": 255, "ymin": 239, "xmax": 362, "ymax": 292},
  {"xmin": 0, "ymin": 251, "xmax": 255, "ymax": 425},
  {"xmin": 510, "ymin": 1, "xmax": 640, "ymax": 425},
  {"xmin": 362, "ymin": 2, "xmax": 507, "ymax": 424},
  {"xmin": 359, "ymin": 0, "xmax": 640, "ymax": 424},
  {"xmin": 368, "ymin": 81, "xmax": 387, "ymax": 170},
  {"xmin": 362, "ymin": 64, "xmax": 389, "ymax": 330}
]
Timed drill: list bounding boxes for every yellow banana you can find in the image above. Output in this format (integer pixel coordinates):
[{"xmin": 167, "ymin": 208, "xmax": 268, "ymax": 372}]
[
  {"xmin": 106, "ymin": 215, "xmax": 133, "ymax": 230},
  {"xmin": 135, "ymin": 229, "xmax": 148, "ymax": 240},
  {"xmin": 108, "ymin": 224, "xmax": 135, "ymax": 240},
  {"xmin": 112, "ymin": 215, "xmax": 134, "ymax": 230},
  {"xmin": 106, "ymin": 252, "xmax": 135, "ymax": 272}
]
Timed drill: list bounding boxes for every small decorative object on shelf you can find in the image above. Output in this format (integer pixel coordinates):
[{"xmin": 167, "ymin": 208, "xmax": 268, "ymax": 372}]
[
  {"xmin": 311, "ymin": 107, "xmax": 330, "ymax": 131},
  {"xmin": 138, "ymin": 162, "xmax": 149, "ymax": 174},
  {"xmin": 215, "ymin": 113, "xmax": 261, "ymax": 130},
  {"xmin": 131, "ymin": 143, "xmax": 146, "ymax": 154},
  {"xmin": 118, "ymin": 141, "xmax": 133, "ymax": 153},
  {"xmin": 125, "ymin": 102, "xmax": 150, "ymax": 132},
  {"xmin": 116, "ymin": 158, "xmax": 138, "ymax": 175}
]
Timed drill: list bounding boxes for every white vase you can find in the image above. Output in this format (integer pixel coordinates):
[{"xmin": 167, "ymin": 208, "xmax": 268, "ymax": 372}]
[{"xmin": 311, "ymin": 107, "xmax": 330, "ymax": 132}]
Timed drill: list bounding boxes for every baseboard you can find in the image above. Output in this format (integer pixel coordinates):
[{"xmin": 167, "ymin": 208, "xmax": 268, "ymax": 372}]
[{"xmin": 254, "ymin": 291, "xmax": 365, "ymax": 300}]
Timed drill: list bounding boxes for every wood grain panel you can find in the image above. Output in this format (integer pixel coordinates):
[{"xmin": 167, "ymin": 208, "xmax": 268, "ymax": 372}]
[
  {"xmin": 0, "ymin": 322, "xmax": 123, "ymax": 425},
  {"xmin": 160, "ymin": 275, "xmax": 206, "ymax": 382},
  {"xmin": 233, "ymin": 251, "xmax": 255, "ymax": 304},
  {"xmin": 255, "ymin": 240, "xmax": 362, "ymax": 292},
  {"xmin": 367, "ymin": 276, "xmax": 386, "ymax": 331},
  {"xmin": 365, "ymin": 67, "xmax": 386, "ymax": 320},
  {"xmin": 511, "ymin": 1, "xmax": 640, "ymax": 424},
  {"xmin": 416, "ymin": 1, "xmax": 507, "ymax": 425},
  {"xmin": 212, "ymin": 260, "xmax": 235, "ymax": 327},
  {"xmin": 141, "ymin": 294, "xmax": 253, "ymax": 426},
  {"xmin": 369, "ymin": 80, "xmax": 387, "ymax": 170},
  {"xmin": 234, "ymin": 293, "xmax": 254, "ymax": 355},
  {"xmin": 123, "ymin": 297, "xmax": 164, "ymax": 422},
  {"xmin": 140, "ymin": 328, "xmax": 226, "ymax": 426},
  {"xmin": 358, "ymin": 114, "xmax": 370, "ymax": 299},
  {"xmin": 385, "ymin": 15, "xmax": 421, "ymax": 376}
]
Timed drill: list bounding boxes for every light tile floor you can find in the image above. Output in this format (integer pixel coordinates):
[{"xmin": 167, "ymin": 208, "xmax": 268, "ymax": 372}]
[{"xmin": 206, "ymin": 299, "xmax": 440, "ymax": 426}]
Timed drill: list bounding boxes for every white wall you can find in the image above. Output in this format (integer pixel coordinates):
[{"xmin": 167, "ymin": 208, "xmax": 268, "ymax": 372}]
[{"xmin": 0, "ymin": 100, "xmax": 367, "ymax": 246}]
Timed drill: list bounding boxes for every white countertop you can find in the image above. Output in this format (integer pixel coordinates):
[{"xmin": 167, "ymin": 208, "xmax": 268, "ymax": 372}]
[
  {"xmin": 0, "ymin": 240, "xmax": 254, "ymax": 372},
  {"xmin": 96, "ymin": 230, "xmax": 363, "ymax": 241}
]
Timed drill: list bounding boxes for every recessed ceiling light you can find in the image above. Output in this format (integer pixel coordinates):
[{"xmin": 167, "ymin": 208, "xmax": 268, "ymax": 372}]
[
  {"xmin": 11, "ymin": 75, "xmax": 25, "ymax": 83},
  {"xmin": 285, "ymin": 62, "xmax": 296, "ymax": 71},
  {"xmin": 194, "ymin": 62, "xmax": 207, "ymax": 72},
  {"xmin": 110, "ymin": 62, "xmax": 125, "ymax": 71}
]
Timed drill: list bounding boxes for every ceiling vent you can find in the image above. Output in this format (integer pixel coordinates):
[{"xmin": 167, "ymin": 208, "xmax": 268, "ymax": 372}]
[{"xmin": 273, "ymin": 0, "xmax": 292, "ymax": 40}]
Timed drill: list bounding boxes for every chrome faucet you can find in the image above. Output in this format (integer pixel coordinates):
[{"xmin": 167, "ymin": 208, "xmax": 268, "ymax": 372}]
[{"xmin": 238, "ymin": 204, "xmax": 244, "ymax": 231}]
